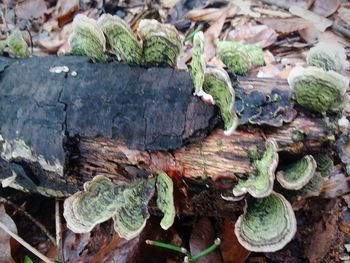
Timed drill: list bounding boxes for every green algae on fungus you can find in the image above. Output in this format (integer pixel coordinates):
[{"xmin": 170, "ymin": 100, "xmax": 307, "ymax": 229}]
[
  {"xmin": 137, "ymin": 19, "xmax": 182, "ymax": 67},
  {"xmin": 216, "ymin": 41, "xmax": 264, "ymax": 75},
  {"xmin": 69, "ymin": 14, "xmax": 107, "ymax": 63},
  {"xmin": 7, "ymin": 28, "xmax": 30, "ymax": 58},
  {"xmin": 97, "ymin": 14, "xmax": 142, "ymax": 64},
  {"xmin": 233, "ymin": 138, "xmax": 278, "ymax": 198},
  {"xmin": 234, "ymin": 192, "xmax": 296, "ymax": 252},
  {"xmin": 288, "ymin": 66, "xmax": 349, "ymax": 113},
  {"xmin": 156, "ymin": 172, "xmax": 176, "ymax": 230},
  {"xmin": 113, "ymin": 178, "xmax": 156, "ymax": 240},
  {"xmin": 276, "ymin": 155, "xmax": 316, "ymax": 190},
  {"xmin": 306, "ymin": 42, "xmax": 347, "ymax": 73},
  {"xmin": 63, "ymin": 175, "xmax": 126, "ymax": 233},
  {"xmin": 203, "ymin": 66, "xmax": 238, "ymax": 135}
]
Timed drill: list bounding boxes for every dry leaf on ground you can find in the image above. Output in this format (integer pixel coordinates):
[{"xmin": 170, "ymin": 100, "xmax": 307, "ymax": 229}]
[
  {"xmin": 259, "ymin": 17, "xmax": 311, "ymax": 34},
  {"xmin": 0, "ymin": 204, "xmax": 17, "ymax": 263},
  {"xmin": 14, "ymin": 0, "xmax": 47, "ymax": 21},
  {"xmin": 310, "ymin": 0, "xmax": 340, "ymax": 17}
]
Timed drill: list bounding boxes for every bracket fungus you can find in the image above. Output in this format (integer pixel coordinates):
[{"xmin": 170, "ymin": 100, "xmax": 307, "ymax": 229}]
[
  {"xmin": 156, "ymin": 172, "xmax": 176, "ymax": 230},
  {"xmin": 63, "ymin": 175, "xmax": 126, "ymax": 233},
  {"xmin": 234, "ymin": 192, "xmax": 296, "ymax": 252},
  {"xmin": 137, "ymin": 19, "xmax": 182, "ymax": 67},
  {"xmin": 233, "ymin": 138, "xmax": 278, "ymax": 198},
  {"xmin": 216, "ymin": 41, "xmax": 264, "ymax": 75},
  {"xmin": 306, "ymin": 42, "xmax": 347, "ymax": 73},
  {"xmin": 97, "ymin": 14, "xmax": 142, "ymax": 64},
  {"xmin": 7, "ymin": 28, "xmax": 30, "ymax": 58},
  {"xmin": 69, "ymin": 14, "xmax": 107, "ymax": 63},
  {"xmin": 288, "ymin": 66, "xmax": 349, "ymax": 113},
  {"xmin": 113, "ymin": 178, "xmax": 156, "ymax": 240},
  {"xmin": 276, "ymin": 155, "xmax": 317, "ymax": 190},
  {"xmin": 202, "ymin": 66, "xmax": 238, "ymax": 135}
]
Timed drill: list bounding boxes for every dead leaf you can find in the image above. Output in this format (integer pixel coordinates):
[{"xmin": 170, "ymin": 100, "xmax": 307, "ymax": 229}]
[
  {"xmin": 257, "ymin": 64, "xmax": 282, "ymax": 78},
  {"xmin": 219, "ymin": 219, "xmax": 250, "ymax": 263},
  {"xmin": 298, "ymin": 24, "xmax": 319, "ymax": 43},
  {"xmin": 289, "ymin": 6, "xmax": 333, "ymax": 32},
  {"xmin": 189, "ymin": 217, "xmax": 222, "ymax": 263},
  {"xmin": 310, "ymin": 0, "xmax": 339, "ymax": 17},
  {"xmin": 227, "ymin": 25, "xmax": 278, "ymax": 48},
  {"xmin": 204, "ymin": 10, "xmax": 227, "ymax": 61},
  {"xmin": 232, "ymin": 0, "xmax": 260, "ymax": 18},
  {"xmin": 259, "ymin": 0, "xmax": 310, "ymax": 9},
  {"xmin": 259, "ymin": 17, "xmax": 311, "ymax": 34},
  {"xmin": 338, "ymin": 6, "xmax": 350, "ymax": 28},
  {"xmin": 0, "ymin": 204, "xmax": 17, "ymax": 263},
  {"xmin": 55, "ymin": 0, "xmax": 79, "ymax": 27},
  {"xmin": 14, "ymin": 0, "xmax": 47, "ymax": 21},
  {"xmin": 185, "ymin": 6, "xmax": 237, "ymax": 22},
  {"xmin": 251, "ymin": 7, "xmax": 292, "ymax": 18}
]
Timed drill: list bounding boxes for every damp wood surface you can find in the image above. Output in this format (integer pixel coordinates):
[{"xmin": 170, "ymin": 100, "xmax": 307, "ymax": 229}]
[{"xmin": 0, "ymin": 56, "xmax": 330, "ymax": 199}]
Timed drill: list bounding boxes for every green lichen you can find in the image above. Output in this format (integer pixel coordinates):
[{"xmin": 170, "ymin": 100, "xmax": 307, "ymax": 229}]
[
  {"xmin": 156, "ymin": 172, "xmax": 175, "ymax": 230},
  {"xmin": 203, "ymin": 66, "xmax": 238, "ymax": 134},
  {"xmin": 137, "ymin": 19, "xmax": 182, "ymax": 67},
  {"xmin": 233, "ymin": 138, "xmax": 278, "ymax": 198},
  {"xmin": 69, "ymin": 14, "xmax": 107, "ymax": 63},
  {"xmin": 7, "ymin": 28, "xmax": 30, "ymax": 58},
  {"xmin": 234, "ymin": 192, "xmax": 296, "ymax": 252},
  {"xmin": 97, "ymin": 14, "xmax": 142, "ymax": 64},
  {"xmin": 276, "ymin": 155, "xmax": 316, "ymax": 190},
  {"xmin": 190, "ymin": 31, "xmax": 206, "ymax": 96},
  {"xmin": 288, "ymin": 66, "xmax": 349, "ymax": 113},
  {"xmin": 113, "ymin": 178, "xmax": 156, "ymax": 240},
  {"xmin": 306, "ymin": 42, "xmax": 347, "ymax": 72},
  {"xmin": 216, "ymin": 41, "xmax": 264, "ymax": 75}
]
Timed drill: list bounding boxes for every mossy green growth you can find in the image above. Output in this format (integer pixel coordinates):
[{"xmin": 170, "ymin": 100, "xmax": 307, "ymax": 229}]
[
  {"xmin": 113, "ymin": 178, "xmax": 156, "ymax": 240},
  {"xmin": 288, "ymin": 66, "xmax": 349, "ymax": 113},
  {"xmin": 314, "ymin": 154, "xmax": 333, "ymax": 177},
  {"xmin": 190, "ymin": 31, "xmax": 206, "ymax": 95},
  {"xmin": 7, "ymin": 28, "xmax": 30, "ymax": 58},
  {"xmin": 97, "ymin": 14, "xmax": 142, "ymax": 64},
  {"xmin": 216, "ymin": 41, "xmax": 264, "ymax": 74},
  {"xmin": 293, "ymin": 172, "xmax": 325, "ymax": 198},
  {"xmin": 156, "ymin": 172, "xmax": 176, "ymax": 230},
  {"xmin": 69, "ymin": 14, "xmax": 107, "ymax": 63},
  {"xmin": 0, "ymin": 40, "xmax": 6, "ymax": 55},
  {"xmin": 276, "ymin": 155, "xmax": 316, "ymax": 190},
  {"xmin": 203, "ymin": 66, "xmax": 238, "ymax": 135},
  {"xmin": 234, "ymin": 192, "xmax": 296, "ymax": 252},
  {"xmin": 137, "ymin": 19, "xmax": 182, "ymax": 67},
  {"xmin": 233, "ymin": 138, "xmax": 278, "ymax": 198},
  {"xmin": 63, "ymin": 175, "xmax": 126, "ymax": 233},
  {"xmin": 306, "ymin": 42, "xmax": 347, "ymax": 72}
]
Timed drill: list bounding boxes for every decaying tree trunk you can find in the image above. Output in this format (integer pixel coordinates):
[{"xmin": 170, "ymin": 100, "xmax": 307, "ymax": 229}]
[{"xmin": 0, "ymin": 56, "xmax": 341, "ymax": 208}]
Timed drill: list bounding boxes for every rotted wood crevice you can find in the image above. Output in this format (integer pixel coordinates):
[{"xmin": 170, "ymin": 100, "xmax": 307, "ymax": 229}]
[{"xmin": 0, "ymin": 56, "xmax": 338, "ymax": 207}]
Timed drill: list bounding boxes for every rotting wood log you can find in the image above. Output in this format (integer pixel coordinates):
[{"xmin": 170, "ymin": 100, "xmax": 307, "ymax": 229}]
[{"xmin": 0, "ymin": 56, "xmax": 334, "ymax": 200}]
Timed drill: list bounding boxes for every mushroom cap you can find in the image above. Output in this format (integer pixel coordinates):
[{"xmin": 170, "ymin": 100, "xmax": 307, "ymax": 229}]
[
  {"xmin": 156, "ymin": 171, "xmax": 176, "ymax": 230},
  {"xmin": 306, "ymin": 42, "xmax": 348, "ymax": 72},
  {"xmin": 137, "ymin": 19, "xmax": 182, "ymax": 67},
  {"xmin": 69, "ymin": 14, "xmax": 107, "ymax": 63},
  {"xmin": 233, "ymin": 138, "xmax": 278, "ymax": 198},
  {"xmin": 97, "ymin": 14, "xmax": 142, "ymax": 63},
  {"xmin": 277, "ymin": 155, "xmax": 317, "ymax": 190},
  {"xmin": 288, "ymin": 66, "xmax": 349, "ymax": 112},
  {"xmin": 203, "ymin": 66, "xmax": 238, "ymax": 135},
  {"xmin": 234, "ymin": 192, "xmax": 297, "ymax": 252}
]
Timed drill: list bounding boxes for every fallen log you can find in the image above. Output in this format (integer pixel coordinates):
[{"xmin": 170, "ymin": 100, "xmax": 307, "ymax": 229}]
[{"xmin": 0, "ymin": 56, "xmax": 333, "ymax": 201}]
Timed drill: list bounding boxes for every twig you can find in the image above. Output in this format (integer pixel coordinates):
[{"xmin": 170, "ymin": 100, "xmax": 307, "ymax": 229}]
[
  {"xmin": 55, "ymin": 199, "xmax": 64, "ymax": 263},
  {"xmin": 0, "ymin": 220, "xmax": 55, "ymax": 263},
  {"xmin": 0, "ymin": 197, "xmax": 56, "ymax": 245}
]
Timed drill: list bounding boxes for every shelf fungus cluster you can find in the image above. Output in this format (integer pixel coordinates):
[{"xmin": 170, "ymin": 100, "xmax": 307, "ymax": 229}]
[
  {"xmin": 68, "ymin": 14, "xmax": 182, "ymax": 67},
  {"xmin": 0, "ymin": 28, "xmax": 30, "ymax": 58},
  {"xmin": 216, "ymin": 41, "xmax": 264, "ymax": 75},
  {"xmin": 228, "ymin": 139, "xmax": 329, "ymax": 252},
  {"xmin": 288, "ymin": 42, "xmax": 349, "ymax": 113},
  {"xmin": 63, "ymin": 172, "xmax": 175, "ymax": 240},
  {"xmin": 189, "ymin": 31, "xmax": 238, "ymax": 135}
]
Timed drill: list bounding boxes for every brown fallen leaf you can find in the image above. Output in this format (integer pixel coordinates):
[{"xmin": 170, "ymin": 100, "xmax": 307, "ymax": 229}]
[
  {"xmin": 257, "ymin": 64, "xmax": 283, "ymax": 78},
  {"xmin": 310, "ymin": 0, "xmax": 340, "ymax": 17},
  {"xmin": 289, "ymin": 6, "xmax": 333, "ymax": 32},
  {"xmin": 14, "ymin": 0, "xmax": 47, "ymax": 21},
  {"xmin": 0, "ymin": 204, "xmax": 17, "ymax": 263},
  {"xmin": 55, "ymin": 0, "xmax": 79, "ymax": 27},
  {"xmin": 185, "ymin": 6, "xmax": 237, "ymax": 22},
  {"xmin": 227, "ymin": 25, "xmax": 278, "ymax": 48},
  {"xmin": 219, "ymin": 219, "xmax": 250, "ymax": 263},
  {"xmin": 259, "ymin": 17, "xmax": 311, "ymax": 34},
  {"xmin": 259, "ymin": 0, "xmax": 311, "ymax": 9},
  {"xmin": 189, "ymin": 217, "xmax": 222, "ymax": 263},
  {"xmin": 338, "ymin": 6, "xmax": 350, "ymax": 28},
  {"xmin": 298, "ymin": 24, "xmax": 319, "ymax": 43},
  {"xmin": 232, "ymin": 0, "xmax": 260, "ymax": 18}
]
